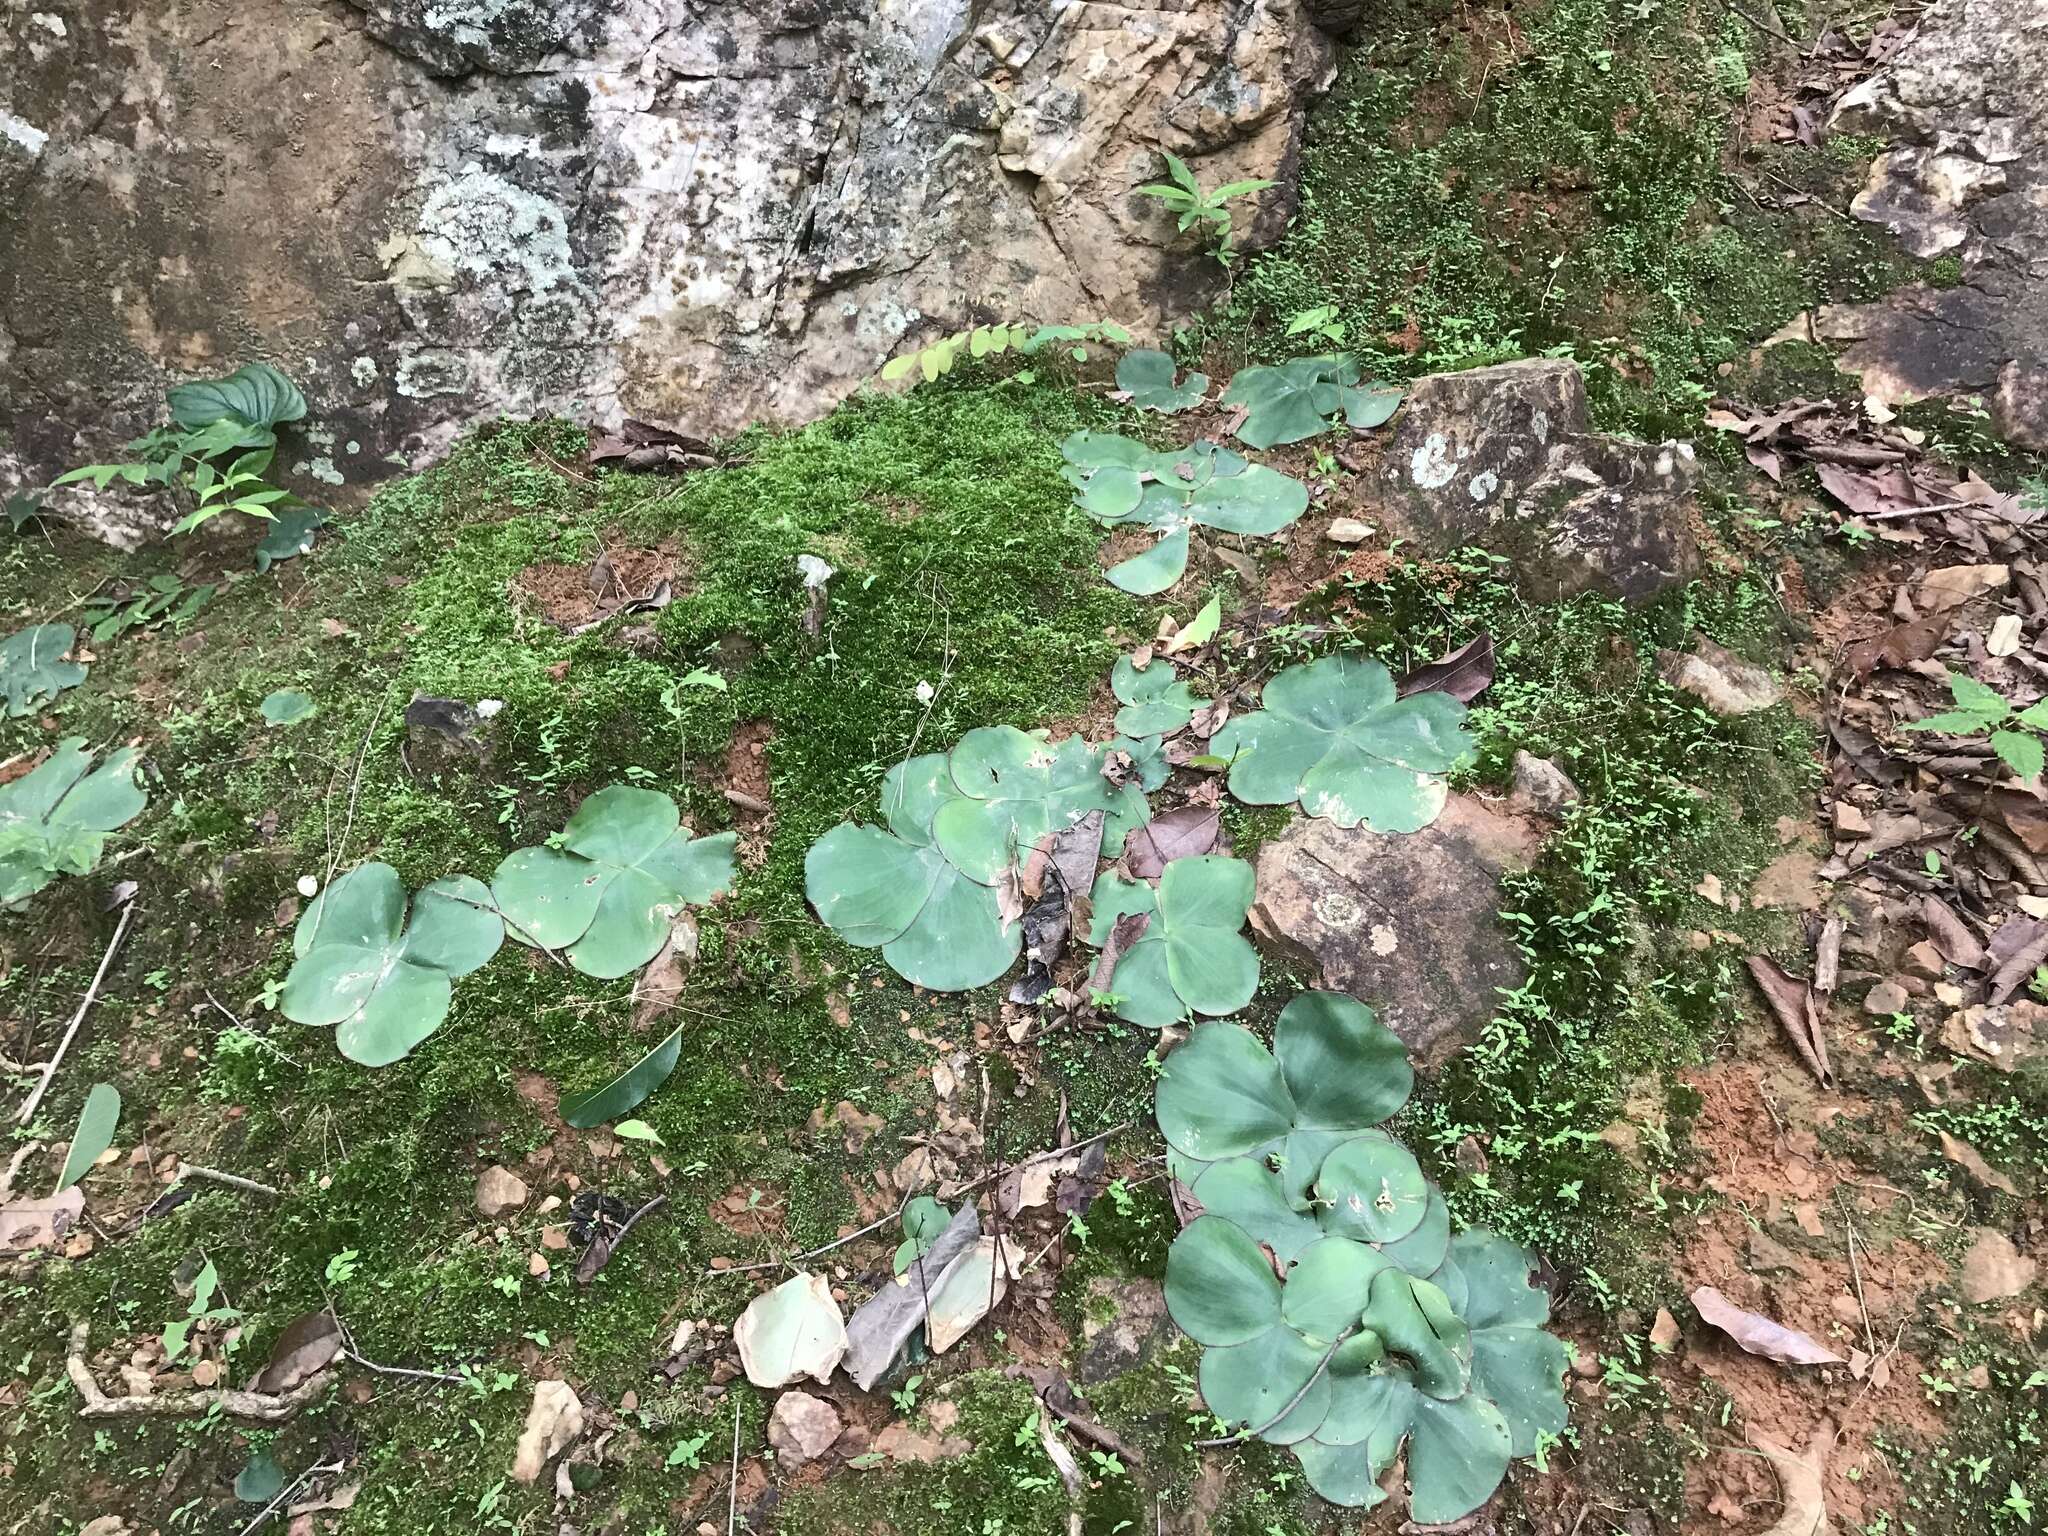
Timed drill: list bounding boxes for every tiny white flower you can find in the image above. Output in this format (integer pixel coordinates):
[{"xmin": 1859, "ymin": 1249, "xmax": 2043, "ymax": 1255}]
[
  {"xmin": 476, "ymin": 698, "xmax": 505, "ymax": 719},
  {"xmin": 915, "ymin": 680, "xmax": 935, "ymax": 705},
  {"xmin": 297, "ymin": 875, "xmax": 319, "ymax": 898}
]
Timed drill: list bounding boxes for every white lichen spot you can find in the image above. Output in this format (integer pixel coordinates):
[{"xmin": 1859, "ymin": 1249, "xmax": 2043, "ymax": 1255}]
[
  {"xmin": 32, "ymin": 12, "xmax": 66, "ymax": 36},
  {"xmin": 307, "ymin": 457, "xmax": 345, "ymax": 487},
  {"xmin": 411, "ymin": 165, "xmax": 584, "ymax": 298},
  {"xmin": 350, "ymin": 356, "xmax": 379, "ymax": 387},
  {"xmin": 1409, "ymin": 433, "xmax": 1457, "ymax": 490},
  {"xmin": 344, "ymin": 440, "xmax": 360, "ymax": 455},
  {"xmin": 1532, "ymin": 409, "xmax": 1550, "ymax": 445},
  {"xmin": 1368, "ymin": 924, "xmax": 1399, "ymax": 956},
  {"xmin": 1, "ymin": 112, "xmax": 49, "ymax": 157},
  {"xmin": 1468, "ymin": 470, "xmax": 1500, "ymax": 503}
]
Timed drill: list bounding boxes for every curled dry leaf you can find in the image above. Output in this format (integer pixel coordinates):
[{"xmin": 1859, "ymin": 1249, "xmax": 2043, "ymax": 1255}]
[
  {"xmin": 1691, "ymin": 1286, "xmax": 1845, "ymax": 1366},
  {"xmin": 252, "ymin": 1310, "xmax": 343, "ymax": 1395},
  {"xmin": 1745, "ymin": 956, "xmax": 1833, "ymax": 1086},
  {"xmin": 1752, "ymin": 1418, "xmax": 1832, "ymax": 1536},
  {"xmin": 1397, "ymin": 631, "xmax": 1496, "ymax": 703},
  {"xmin": 1122, "ymin": 805, "xmax": 1221, "ymax": 880}
]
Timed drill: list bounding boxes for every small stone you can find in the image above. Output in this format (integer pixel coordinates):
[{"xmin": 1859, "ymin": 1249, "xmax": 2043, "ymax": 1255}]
[
  {"xmin": 510, "ymin": 1380, "xmax": 583, "ymax": 1484},
  {"xmin": 1657, "ymin": 636, "xmax": 1783, "ymax": 716},
  {"xmin": 1865, "ymin": 981, "xmax": 1910, "ymax": 1017},
  {"xmin": 1510, "ymin": 751, "xmax": 1580, "ymax": 813},
  {"xmin": 190, "ymin": 1360, "xmax": 219, "ymax": 1387},
  {"xmin": 540, "ymin": 1225, "xmax": 569, "ymax": 1251},
  {"xmin": 1325, "ymin": 516, "xmax": 1374, "ymax": 544},
  {"xmin": 476, "ymin": 1166, "xmax": 530, "ymax": 1217},
  {"xmin": 1904, "ymin": 940, "xmax": 1946, "ymax": 979},
  {"xmin": 1959, "ymin": 1228, "xmax": 2035, "ymax": 1303},
  {"xmin": 1833, "ymin": 802, "xmax": 1871, "ymax": 839},
  {"xmin": 767, "ymin": 1390, "xmax": 844, "ymax": 1467},
  {"xmin": 528, "ymin": 1253, "xmax": 550, "ymax": 1278}
]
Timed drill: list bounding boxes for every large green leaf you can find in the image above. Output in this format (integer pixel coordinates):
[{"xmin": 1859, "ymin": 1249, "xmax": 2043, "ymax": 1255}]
[
  {"xmin": 53, "ymin": 1082, "xmax": 121, "ymax": 1194},
  {"xmin": 1111, "ymin": 655, "xmax": 1202, "ymax": 737},
  {"xmin": 1086, "ymin": 857, "xmax": 1258, "ymax": 1026},
  {"xmin": 560, "ymin": 1023, "xmax": 684, "ymax": 1129},
  {"xmin": 0, "ymin": 740, "xmax": 148, "ymax": 909},
  {"xmin": 1156, "ymin": 1021, "xmax": 1296, "ymax": 1161},
  {"xmin": 1190, "ymin": 1157, "xmax": 1323, "ymax": 1264},
  {"xmin": 1222, "ymin": 355, "xmax": 1403, "ymax": 450},
  {"xmin": 167, "ymin": 363, "xmax": 307, "ymax": 431},
  {"xmin": 934, "ymin": 727, "xmax": 1137, "ymax": 883},
  {"xmin": 282, "ymin": 865, "xmax": 503, "ymax": 1066},
  {"xmin": 1105, "ymin": 528, "xmax": 1190, "ymax": 595},
  {"xmin": 493, "ymin": 787, "xmax": 736, "ymax": 979},
  {"xmin": 1437, "ymin": 1231, "xmax": 1570, "ymax": 1456},
  {"xmin": 804, "ymin": 823, "xmax": 1020, "ymax": 991},
  {"xmin": 1116, "ymin": 349, "xmax": 1209, "ymax": 412},
  {"xmin": 1, "ymin": 624, "xmax": 88, "ymax": 718},
  {"xmin": 1315, "ymin": 1136, "xmax": 1431, "ymax": 1246},
  {"xmin": 1273, "ymin": 992, "xmax": 1413, "ymax": 1129},
  {"xmin": 1163, "ymin": 1215, "xmax": 1282, "ymax": 1346},
  {"xmin": 1211, "ymin": 653, "xmax": 1471, "ymax": 831},
  {"xmin": 1200, "ymin": 1322, "xmax": 1332, "ymax": 1444},
  {"xmin": 1281, "ymin": 1236, "xmax": 1390, "ymax": 1342}
]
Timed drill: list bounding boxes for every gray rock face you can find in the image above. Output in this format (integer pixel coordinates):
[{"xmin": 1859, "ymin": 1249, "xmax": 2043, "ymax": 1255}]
[
  {"xmin": 1, "ymin": 0, "xmax": 1334, "ymax": 544},
  {"xmin": 1248, "ymin": 797, "xmax": 1540, "ymax": 1069},
  {"xmin": 1377, "ymin": 360, "xmax": 1700, "ymax": 602},
  {"xmin": 1822, "ymin": 0, "xmax": 2048, "ymax": 448}
]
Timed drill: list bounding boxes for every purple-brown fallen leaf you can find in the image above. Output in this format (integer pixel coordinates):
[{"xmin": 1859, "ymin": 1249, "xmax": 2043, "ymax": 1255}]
[
  {"xmin": 1691, "ymin": 1286, "xmax": 1845, "ymax": 1365},
  {"xmin": 1745, "ymin": 956, "xmax": 1833, "ymax": 1086},
  {"xmin": 1397, "ymin": 631, "xmax": 1495, "ymax": 703},
  {"xmin": 1123, "ymin": 806, "xmax": 1220, "ymax": 880},
  {"xmin": 1986, "ymin": 917, "xmax": 2048, "ymax": 1005},
  {"xmin": 1084, "ymin": 912, "xmax": 1151, "ymax": 1004}
]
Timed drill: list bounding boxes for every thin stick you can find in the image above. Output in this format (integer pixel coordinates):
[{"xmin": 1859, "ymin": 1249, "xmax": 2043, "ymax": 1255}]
[
  {"xmin": 727, "ymin": 1394, "xmax": 741, "ymax": 1536},
  {"xmin": 1838, "ymin": 1196, "xmax": 1877, "ymax": 1356},
  {"xmin": 66, "ymin": 1322, "xmax": 333, "ymax": 1421},
  {"xmin": 1193, "ymin": 1329, "xmax": 1352, "ymax": 1447},
  {"xmin": 236, "ymin": 1459, "xmax": 345, "ymax": 1536},
  {"xmin": 703, "ymin": 1122, "xmax": 1132, "ymax": 1276},
  {"xmin": 16, "ymin": 900, "xmax": 134, "ymax": 1125},
  {"xmin": 177, "ymin": 1164, "xmax": 282, "ymax": 1199}
]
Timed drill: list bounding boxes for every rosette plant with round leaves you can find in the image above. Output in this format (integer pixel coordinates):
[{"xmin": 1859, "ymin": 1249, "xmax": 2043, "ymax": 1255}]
[
  {"xmin": 1060, "ymin": 433, "xmax": 1310, "ymax": 595},
  {"xmin": 281, "ymin": 864, "xmax": 504, "ymax": 1066},
  {"xmin": 1210, "ymin": 653, "xmax": 1472, "ymax": 832},
  {"xmin": 1111, "ymin": 655, "xmax": 1203, "ymax": 738},
  {"xmin": 1084, "ymin": 856, "xmax": 1258, "ymax": 1027},
  {"xmin": 806, "ymin": 730, "xmax": 1148, "ymax": 991},
  {"xmin": 1222, "ymin": 355, "xmax": 1403, "ymax": 450},
  {"xmin": 493, "ymin": 787, "xmax": 736, "ymax": 979},
  {"xmin": 1156, "ymin": 994, "xmax": 1568, "ymax": 1518}
]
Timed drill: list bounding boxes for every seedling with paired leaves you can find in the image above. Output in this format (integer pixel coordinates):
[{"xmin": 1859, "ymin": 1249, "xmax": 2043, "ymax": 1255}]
[
  {"xmin": 0, "ymin": 739, "xmax": 147, "ymax": 909},
  {"xmin": 1905, "ymin": 671, "xmax": 2048, "ymax": 781},
  {"xmin": 0, "ymin": 624, "xmax": 88, "ymax": 718},
  {"xmin": 281, "ymin": 864, "xmax": 503, "ymax": 1066},
  {"xmin": 1158, "ymin": 994, "xmax": 1568, "ymax": 1517},
  {"xmin": 805, "ymin": 728, "xmax": 1148, "ymax": 990},
  {"xmin": 1060, "ymin": 433, "xmax": 1309, "ymax": 595},
  {"xmin": 1085, "ymin": 856, "xmax": 1259, "ymax": 1027},
  {"xmin": 493, "ymin": 786, "xmax": 736, "ymax": 979},
  {"xmin": 53, "ymin": 362, "xmax": 314, "ymax": 537},
  {"xmin": 1211, "ymin": 654, "xmax": 1471, "ymax": 831},
  {"xmin": 1223, "ymin": 355, "xmax": 1402, "ymax": 450},
  {"xmin": 1135, "ymin": 152, "xmax": 1273, "ymax": 265}
]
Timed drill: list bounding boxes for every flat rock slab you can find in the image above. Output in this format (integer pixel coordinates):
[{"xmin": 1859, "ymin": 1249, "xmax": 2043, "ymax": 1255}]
[
  {"xmin": 1250, "ymin": 797, "xmax": 1540, "ymax": 1068},
  {"xmin": 1375, "ymin": 359, "xmax": 1700, "ymax": 602}
]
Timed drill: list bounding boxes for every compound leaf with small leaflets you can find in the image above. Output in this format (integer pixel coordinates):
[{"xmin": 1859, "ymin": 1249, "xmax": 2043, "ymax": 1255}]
[
  {"xmin": 282, "ymin": 863, "xmax": 503, "ymax": 1066},
  {"xmin": 1210, "ymin": 653, "xmax": 1471, "ymax": 831}
]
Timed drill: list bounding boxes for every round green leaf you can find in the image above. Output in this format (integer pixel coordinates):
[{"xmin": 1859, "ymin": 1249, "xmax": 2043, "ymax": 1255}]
[
  {"xmin": 1105, "ymin": 527, "xmax": 1190, "ymax": 596},
  {"xmin": 1164, "ymin": 1215, "xmax": 1282, "ymax": 1346},
  {"xmin": 881, "ymin": 754, "xmax": 960, "ymax": 845},
  {"xmin": 1469, "ymin": 1324, "xmax": 1571, "ymax": 1457},
  {"xmin": 1190, "ymin": 1158, "xmax": 1323, "ymax": 1264},
  {"xmin": 1111, "ymin": 655, "xmax": 1200, "ymax": 738},
  {"xmin": 1438, "ymin": 1229, "xmax": 1551, "ymax": 1328},
  {"xmin": 1273, "ymin": 991, "xmax": 1413, "ymax": 1130},
  {"xmin": 1404, "ymin": 1392, "xmax": 1513, "ymax": 1524},
  {"xmin": 1116, "ymin": 348, "xmax": 1209, "ymax": 412},
  {"xmin": 491, "ymin": 845, "xmax": 607, "ymax": 950},
  {"xmin": 1294, "ymin": 1434, "xmax": 1391, "ymax": 1509},
  {"xmin": 1315, "ymin": 1136, "xmax": 1430, "ymax": 1245},
  {"xmin": 1377, "ymin": 1184, "xmax": 1451, "ymax": 1278},
  {"xmin": 1, "ymin": 623, "xmax": 89, "ymax": 717},
  {"xmin": 295, "ymin": 862, "xmax": 406, "ymax": 957},
  {"xmin": 259, "ymin": 689, "xmax": 315, "ymax": 727},
  {"xmin": 402, "ymin": 875, "xmax": 502, "ymax": 978},
  {"xmin": 880, "ymin": 862, "xmax": 1020, "ymax": 991},
  {"xmin": 1281, "ymin": 1237, "xmax": 1390, "ymax": 1342},
  {"xmin": 1199, "ymin": 1322, "xmax": 1331, "ymax": 1445},
  {"xmin": 1156, "ymin": 1022, "xmax": 1296, "ymax": 1161},
  {"xmin": 335, "ymin": 959, "xmax": 452, "ymax": 1067},
  {"xmin": 566, "ymin": 866, "xmax": 682, "ymax": 979},
  {"xmin": 1317, "ymin": 1336, "xmax": 1401, "ymax": 1448},
  {"xmin": 804, "ymin": 823, "xmax": 942, "ymax": 947}
]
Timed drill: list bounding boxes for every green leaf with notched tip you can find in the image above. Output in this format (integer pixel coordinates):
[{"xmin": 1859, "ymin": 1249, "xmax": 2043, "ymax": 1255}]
[
  {"xmin": 1190, "ymin": 1157, "xmax": 1323, "ymax": 1264},
  {"xmin": 1273, "ymin": 991, "xmax": 1413, "ymax": 1129},
  {"xmin": 804, "ymin": 824, "xmax": 1019, "ymax": 992},
  {"xmin": 1085, "ymin": 857, "xmax": 1258, "ymax": 1027},
  {"xmin": 1223, "ymin": 355, "xmax": 1403, "ymax": 450},
  {"xmin": 1156, "ymin": 1021, "xmax": 1296, "ymax": 1162},
  {"xmin": 492, "ymin": 787, "xmax": 734, "ymax": 979},
  {"xmin": 1111, "ymin": 655, "xmax": 1202, "ymax": 737},
  {"xmin": 1281, "ymin": 1237, "xmax": 1391, "ymax": 1342},
  {"xmin": 1, "ymin": 624, "xmax": 88, "ymax": 718},
  {"xmin": 1116, "ymin": 348, "xmax": 1210, "ymax": 412},
  {"xmin": 283, "ymin": 864, "xmax": 503, "ymax": 1066},
  {"xmin": 1211, "ymin": 653, "xmax": 1471, "ymax": 831},
  {"xmin": 931, "ymin": 727, "xmax": 1133, "ymax": 884},
  {"xmin": 1164, "ymin": 1215, "xmax": 1282, "ymax": 1346},
  {"xmin": 1200, "ymin": 1322, "xmax": 1332, "ymax": 1444}
]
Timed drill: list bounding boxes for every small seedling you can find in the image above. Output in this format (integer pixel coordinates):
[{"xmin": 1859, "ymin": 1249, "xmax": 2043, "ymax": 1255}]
[
  {"xmin": 1905, "ymin": 671, "xmax": 2048, "ymax": 781},
  {"xmin": 1135, "ymin": 152, "xmax": 1274, "ymax": 265}
]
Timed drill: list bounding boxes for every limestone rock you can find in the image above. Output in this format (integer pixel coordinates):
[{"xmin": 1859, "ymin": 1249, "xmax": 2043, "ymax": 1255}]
[
  {"xmin": 1324, "ymin": 516, "xmax": 1374, "ymax": 545},
  {"xmin": 1821, "ymin": 0, "xmax": 2048, "ymax": 446},
  {"xmin": 1378, "ymin": 360, "xmax": 1700, "ymax": 601},
  {"xmin": 0, "ymin": 0, "xmax": 1336, "ymax": 544},
  {"xmin": 475, "ymin": 1165, "xmax": 530, "ymax": 1217},
  {"xmin": 1249, "ymin": 796, "xmax": 1540, "ymax": 1068},
  {"xmin": 1657, "ymin": 637, "xmax": 1783, "ymax": 716},
  {"xmin": 509, "ymin": 1379, "xmax": 583, "ymax": 1484},
  {"xmin": 1510, "ymin": 751, "xmax": 1580, "ymax": 814},
  {"xmin": 767, "ymin": 1390, "xmax": 843, "ymax": 1467}
]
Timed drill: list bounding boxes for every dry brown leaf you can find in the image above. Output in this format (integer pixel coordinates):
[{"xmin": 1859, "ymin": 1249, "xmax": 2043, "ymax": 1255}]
[
  {"xmin": 1122, "ymin": 806, "xmax": 1221, "ymax": 880},
  {"xmin": 1396, "ymin": 631, "xmax": 1496, "ymax": 703},
  {"xmin": 1691, "ymin": 1286, "xmax": 1845, "ymax": 1365},
  {"xmin": 1936, "ymin": 1131, "xmax": 2019, "ymax": 1196},
  {"xmin": 1751, "ymin": 1418, "xmax": 1832, "ymax": 1536},
  {"xmin": 253, "ymin": 1310, "xmax": 343, "ymax": 1395},
  {"xmin": 1745, "ymin": 956, "xmax": 1833, "ymax": 1086}
]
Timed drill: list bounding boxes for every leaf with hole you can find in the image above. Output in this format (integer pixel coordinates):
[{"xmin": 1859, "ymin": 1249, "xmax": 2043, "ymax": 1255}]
[
  {"xmin": 1211, "ymin": 653, "xmax": 1470, "ymax": 831},
  {"xmin": 1116, "ymin": 349, "xmax": 1210, "ymax": 413},
  {"xmin": 281, "ymin": 863, "xmax": 503, "ymax": 1066},
  {"xmin": 1, "ymin": 624, "xmax": 88, "ymax": 718},
  {"xmin": 493, "ymin": 787, "xmax": 736, "ymax": 979},
  {"xmin": 0, "ymin": 740, "xmax": 148, "ymax": 909},
  {"xmin": 1085, "ymin": 857, "xmax": 1258, "ymax": 1027}
]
